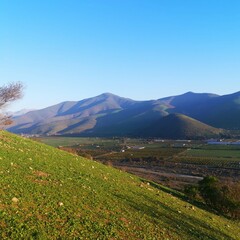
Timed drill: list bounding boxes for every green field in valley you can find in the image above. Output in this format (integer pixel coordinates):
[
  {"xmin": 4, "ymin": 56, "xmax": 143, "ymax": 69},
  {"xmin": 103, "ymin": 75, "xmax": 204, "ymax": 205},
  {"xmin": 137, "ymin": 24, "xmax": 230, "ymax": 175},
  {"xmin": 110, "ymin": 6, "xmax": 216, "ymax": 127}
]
[
  {"xmin": 40, "ymin": 136, "xmax": 240, "ymax": 169},
  {"xmin": 187, "ymin": 149, "xmax": 240, "ymax": 158}
]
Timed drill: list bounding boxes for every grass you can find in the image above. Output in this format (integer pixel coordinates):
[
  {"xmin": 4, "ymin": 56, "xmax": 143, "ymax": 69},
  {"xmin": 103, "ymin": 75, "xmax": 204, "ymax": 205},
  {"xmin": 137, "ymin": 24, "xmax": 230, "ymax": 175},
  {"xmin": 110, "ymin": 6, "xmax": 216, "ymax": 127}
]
[
  {"xmin": 37, "ymin": 136, "xmax": 106, "ymax": 147},
  {"xmin": 0, "ymin": 131, "xmax": 239, "ymax": 239}
]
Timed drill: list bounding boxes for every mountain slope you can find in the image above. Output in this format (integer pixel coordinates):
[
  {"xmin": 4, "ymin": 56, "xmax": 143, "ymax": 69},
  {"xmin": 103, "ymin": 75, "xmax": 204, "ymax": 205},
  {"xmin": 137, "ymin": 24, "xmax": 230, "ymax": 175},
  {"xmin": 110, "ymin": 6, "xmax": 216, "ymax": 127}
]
[
  {"xmin": 0, "ymin": 130, "xmax": 239, "ymax": 239},
  {"xmin": 143, "ymin": 113, "xmax": 223, "ymax": 139},
  {"xmin": 8, "ymin": 93, "xmax": 167, "ymax": 135},
  {"xmin": 185, "ymin": 91, "xmax": 240, "ymax": 129},
  {"xmin": 164, "ymin": 91, "xmax": 219, "ymax": 111},
  {"xmin": 164, "ymin": 91, "xmax": 240, "ymax": 129},
  {"xmin": 7, "ymin": 93, "xmax": 137, "ymax": 134},
  {"xmin": 7, "ymin": 91, "xmax": 240, "ymax": 137}
]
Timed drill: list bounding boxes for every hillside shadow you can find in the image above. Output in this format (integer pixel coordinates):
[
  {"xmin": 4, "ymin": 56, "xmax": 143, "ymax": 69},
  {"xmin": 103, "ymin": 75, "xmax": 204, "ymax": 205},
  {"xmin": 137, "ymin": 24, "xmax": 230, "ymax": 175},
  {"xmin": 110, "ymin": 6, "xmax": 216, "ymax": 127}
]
[
  {"xmin": 114, "ymin": 191, "xmax": 236, "ymax": 240},
  {"xmin": 7, "ymin": 122, "xmax": 41, "ymax": 134},
  {"xmin": 81, "ymin": 102, "xmax": 165, "ymax": 137},
  {"xmin": 139, "ymin": 179, "xmax": 219, "ymax": 216}
]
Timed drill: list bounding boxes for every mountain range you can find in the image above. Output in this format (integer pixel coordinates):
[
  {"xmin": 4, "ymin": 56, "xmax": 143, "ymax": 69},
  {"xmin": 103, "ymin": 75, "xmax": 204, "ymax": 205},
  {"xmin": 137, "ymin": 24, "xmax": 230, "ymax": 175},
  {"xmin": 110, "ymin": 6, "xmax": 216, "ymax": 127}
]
[{"xmin": 7, "ymin": 91, "xmax": 240, "ymax": 139}]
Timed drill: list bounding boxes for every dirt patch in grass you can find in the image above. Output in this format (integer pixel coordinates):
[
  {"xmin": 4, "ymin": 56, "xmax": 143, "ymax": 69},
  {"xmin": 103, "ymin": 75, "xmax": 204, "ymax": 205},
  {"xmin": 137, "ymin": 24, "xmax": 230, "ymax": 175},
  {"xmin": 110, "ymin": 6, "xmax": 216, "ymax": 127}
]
[{"xmin": 33, "ymin": 171, "xmax": 50, "ymax": 177}]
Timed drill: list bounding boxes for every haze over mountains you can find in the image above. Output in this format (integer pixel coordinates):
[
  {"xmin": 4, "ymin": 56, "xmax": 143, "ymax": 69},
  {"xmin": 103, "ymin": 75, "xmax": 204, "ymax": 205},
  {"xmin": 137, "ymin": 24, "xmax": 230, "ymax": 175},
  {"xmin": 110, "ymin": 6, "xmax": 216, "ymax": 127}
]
[
  {"xmin": 7, "ymin": 91, "xmax": 240, "ymax": 139},
  {"xmin": 7, "ymin": 109, "xmax": 36, "ymax": 117}
]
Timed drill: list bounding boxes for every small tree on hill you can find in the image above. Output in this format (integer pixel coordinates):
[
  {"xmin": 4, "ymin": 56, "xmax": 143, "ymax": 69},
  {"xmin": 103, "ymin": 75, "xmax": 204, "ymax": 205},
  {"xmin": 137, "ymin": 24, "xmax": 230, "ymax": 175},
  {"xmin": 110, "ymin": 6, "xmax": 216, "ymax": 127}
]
[
  {"xmin": 0, "ymin": 82, "xmax": 23, "ymax": 126},
  {"xmin": 198, "ymin": 176, "xmax": 240, "ymax": 218}
]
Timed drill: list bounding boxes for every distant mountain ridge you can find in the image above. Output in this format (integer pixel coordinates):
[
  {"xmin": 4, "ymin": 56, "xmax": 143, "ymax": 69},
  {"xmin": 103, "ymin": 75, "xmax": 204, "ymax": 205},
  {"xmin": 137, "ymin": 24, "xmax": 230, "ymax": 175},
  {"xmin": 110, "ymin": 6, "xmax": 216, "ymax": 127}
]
[
  {"xmin": 7, "ymin": 91, "xmax": 240, "ymax": 139},
  {"xmin": 7, "ymin": 109, "xmax": 36, "ymax": 117}
]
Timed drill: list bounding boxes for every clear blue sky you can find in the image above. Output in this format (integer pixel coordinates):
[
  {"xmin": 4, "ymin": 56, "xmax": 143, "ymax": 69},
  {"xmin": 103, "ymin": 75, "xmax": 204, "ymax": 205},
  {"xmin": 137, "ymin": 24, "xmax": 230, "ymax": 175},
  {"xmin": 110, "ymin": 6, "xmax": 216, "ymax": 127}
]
[{"xmin": 1, "ymin": 0, "xmax": 240, "ymax": 111}]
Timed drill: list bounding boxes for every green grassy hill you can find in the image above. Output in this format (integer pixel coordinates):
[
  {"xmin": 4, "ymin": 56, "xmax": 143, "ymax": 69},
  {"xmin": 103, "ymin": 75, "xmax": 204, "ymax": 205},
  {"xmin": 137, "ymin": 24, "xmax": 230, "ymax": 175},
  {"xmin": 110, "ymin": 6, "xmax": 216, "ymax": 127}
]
[{"xmin": 0, "ymin": 131, "xmax": 239, "ymax": 239}]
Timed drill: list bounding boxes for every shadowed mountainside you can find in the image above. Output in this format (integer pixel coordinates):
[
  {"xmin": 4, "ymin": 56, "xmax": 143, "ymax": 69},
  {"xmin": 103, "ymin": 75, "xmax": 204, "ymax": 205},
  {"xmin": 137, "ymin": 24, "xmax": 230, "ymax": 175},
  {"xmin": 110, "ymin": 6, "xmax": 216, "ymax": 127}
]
[
  {"xmin": 141, "ymin": 113, "xmax": 224, "ymax": 139},
  {"xmin": 7, "ymin": 91, "xmax": 240, "ymax": 138}
]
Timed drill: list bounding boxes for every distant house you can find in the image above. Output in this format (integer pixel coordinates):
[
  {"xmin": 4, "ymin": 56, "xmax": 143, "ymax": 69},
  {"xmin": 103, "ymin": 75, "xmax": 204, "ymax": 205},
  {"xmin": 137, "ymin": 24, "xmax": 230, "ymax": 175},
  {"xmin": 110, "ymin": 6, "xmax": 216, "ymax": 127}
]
[
  {"xmin": 131, "ymin": 146, "xmax": 145, "ymax": 150},
  {"xmin": 172, "ymin": 143, "xmax": 186, "ymax": 147},
  {"xmin": 154, "ymin": 139, "xmax": 165, "ymax": 142}
]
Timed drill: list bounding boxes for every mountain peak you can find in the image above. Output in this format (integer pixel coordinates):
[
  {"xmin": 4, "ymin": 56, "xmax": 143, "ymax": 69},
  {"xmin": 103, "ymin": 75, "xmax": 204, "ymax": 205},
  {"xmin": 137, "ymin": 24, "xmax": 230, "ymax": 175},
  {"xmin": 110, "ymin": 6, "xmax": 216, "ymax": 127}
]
[
  {"xmin": 184, "ymin": 91, "xmax": 195, "ymax": 95},
  {"xmin": 99, "ymin": 92, "xmax": 116, "ymax": 97},
  {"xmin": 94, "ymin": 92, "xmax": 126, "ymax": 100}
]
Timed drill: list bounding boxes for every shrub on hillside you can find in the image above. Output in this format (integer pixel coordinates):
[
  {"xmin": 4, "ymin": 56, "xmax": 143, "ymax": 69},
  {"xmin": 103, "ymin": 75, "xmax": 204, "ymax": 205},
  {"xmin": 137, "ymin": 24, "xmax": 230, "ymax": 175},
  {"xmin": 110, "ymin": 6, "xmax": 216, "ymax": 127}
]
[
  {"xmin": 184, "ymin": 185, "xmax": 199, "ymax": 199},
  {"xmin": 185, "ymin": 176, "xmax": 240, "ymax": 219}
]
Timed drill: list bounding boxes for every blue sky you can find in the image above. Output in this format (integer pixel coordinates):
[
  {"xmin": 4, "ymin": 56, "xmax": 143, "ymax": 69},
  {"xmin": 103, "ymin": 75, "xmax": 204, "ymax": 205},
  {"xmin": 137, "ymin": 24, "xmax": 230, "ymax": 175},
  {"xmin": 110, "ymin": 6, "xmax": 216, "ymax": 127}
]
[{"xmin": 1, "ymin": 0, "xmax": 240, "ymax": 111}]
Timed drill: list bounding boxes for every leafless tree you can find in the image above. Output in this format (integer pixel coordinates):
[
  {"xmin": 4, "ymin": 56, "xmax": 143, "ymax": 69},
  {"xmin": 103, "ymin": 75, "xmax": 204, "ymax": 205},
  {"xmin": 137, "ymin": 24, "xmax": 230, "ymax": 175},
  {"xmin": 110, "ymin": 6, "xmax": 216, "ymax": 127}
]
[{"xmin": 0, "ymin": 82, "xmax": 23, "ymax": 126}]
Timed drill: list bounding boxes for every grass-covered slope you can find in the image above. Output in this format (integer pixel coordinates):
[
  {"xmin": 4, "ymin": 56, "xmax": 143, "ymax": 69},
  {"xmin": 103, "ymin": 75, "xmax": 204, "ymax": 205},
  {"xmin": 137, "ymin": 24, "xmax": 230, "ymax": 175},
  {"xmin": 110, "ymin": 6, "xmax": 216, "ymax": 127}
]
[{"xmin": 0, "ymin": 131, "xmax": 239, "ymax": 239}]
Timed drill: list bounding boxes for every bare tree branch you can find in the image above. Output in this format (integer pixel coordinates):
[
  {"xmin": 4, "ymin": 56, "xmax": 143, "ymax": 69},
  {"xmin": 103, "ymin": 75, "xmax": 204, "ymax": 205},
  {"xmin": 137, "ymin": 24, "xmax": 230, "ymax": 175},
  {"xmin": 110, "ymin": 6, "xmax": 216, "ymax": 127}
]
[
  {"xmin": 0, "ymin": 82, "xmax": 23, "ymax": 127},
  {"xmin": 0, "ymin": 82, "xmax": 23, "ymax": 109},
  {"xmin": 0, "ymin": 114, "xmax": 13, "ymax": 126}
]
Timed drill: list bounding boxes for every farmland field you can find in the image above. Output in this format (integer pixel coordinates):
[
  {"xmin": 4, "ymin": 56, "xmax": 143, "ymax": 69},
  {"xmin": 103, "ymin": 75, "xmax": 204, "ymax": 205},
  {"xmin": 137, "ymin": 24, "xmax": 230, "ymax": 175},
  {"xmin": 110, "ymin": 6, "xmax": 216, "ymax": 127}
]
[
  {"xmin": 186, "ymin": 148, "xmax": 240, "ymax": 158},
  {"xmin": 38, "ymin": 137, "xmax": 240, "ymax": 190},
  {"xmin": 172, "ymin": 145, "xmax": 240, "ymax": 169}
]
